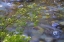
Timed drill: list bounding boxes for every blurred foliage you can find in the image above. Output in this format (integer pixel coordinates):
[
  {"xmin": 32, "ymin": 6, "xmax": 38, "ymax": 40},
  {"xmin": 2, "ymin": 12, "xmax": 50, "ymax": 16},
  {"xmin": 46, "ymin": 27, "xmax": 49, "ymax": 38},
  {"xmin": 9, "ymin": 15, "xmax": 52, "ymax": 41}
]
[
  {"xmin": 0, "ymin": 32, "xmax": 7, "ymax": 42},
  {"xmin": 0, "ymin": 2, "xmax": 64, "ymax": 32},
  {"xmin": 0, "ymin": 3, "xmax": 44, "ymax": 41},
  {"xmin": 0, "ymin": 1, "xmax": 64, "ymax": 42},
  {"xmin": 0, "ymin": 31, "xmax": 31, "ymax": 42},
  {"xmin": 3, "ymin": 34, "xmax": 31, "ymax": 42},
  {"xmin": 16, "ymin": 3, "xmax": 44, "ymax": 26}
]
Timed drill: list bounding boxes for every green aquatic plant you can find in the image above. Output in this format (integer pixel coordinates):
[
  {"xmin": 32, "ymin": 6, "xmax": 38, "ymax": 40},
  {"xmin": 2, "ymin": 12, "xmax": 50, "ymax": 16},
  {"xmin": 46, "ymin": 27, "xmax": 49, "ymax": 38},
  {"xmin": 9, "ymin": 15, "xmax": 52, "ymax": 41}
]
[{"xmin": 3, "ymin": 34, "xmax": 31, "ymax": 42}]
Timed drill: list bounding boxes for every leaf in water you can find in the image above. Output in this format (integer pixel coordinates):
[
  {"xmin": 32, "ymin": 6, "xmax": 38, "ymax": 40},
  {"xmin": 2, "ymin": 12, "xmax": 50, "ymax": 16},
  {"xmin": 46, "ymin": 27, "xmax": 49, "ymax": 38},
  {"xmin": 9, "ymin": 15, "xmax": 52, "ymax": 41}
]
[
  {"xmin": 46, "ymin": 16, "xmax": 50, "ymax": 18},
  {"xmin": 42, "ymin": 6, "xmax": 47, "ymax": 9},
  {"xmin": 45, "ymin": 13, "xmax": 50, "ymax": 15}
]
